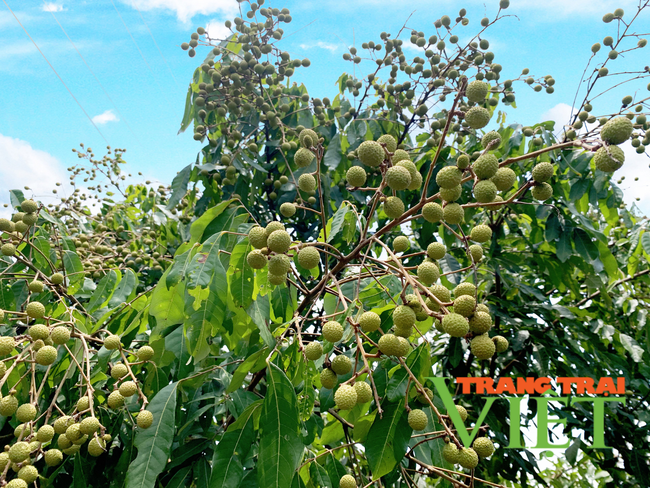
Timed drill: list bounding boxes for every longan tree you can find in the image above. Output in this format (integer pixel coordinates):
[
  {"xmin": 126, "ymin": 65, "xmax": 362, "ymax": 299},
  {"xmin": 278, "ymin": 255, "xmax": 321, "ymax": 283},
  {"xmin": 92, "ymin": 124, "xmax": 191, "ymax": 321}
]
[{"xmin": 0, "ymin": 2, "xmax": 649, "ymax": 488}]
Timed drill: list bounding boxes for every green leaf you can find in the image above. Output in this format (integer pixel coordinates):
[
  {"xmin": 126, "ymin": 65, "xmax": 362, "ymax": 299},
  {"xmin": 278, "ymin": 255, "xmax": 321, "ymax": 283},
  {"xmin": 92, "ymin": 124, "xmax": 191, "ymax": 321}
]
[
  {"xmin": 323, "ymin": 133, "xmax": 342, "ymax": 171},
  {"xmin": 62, "ymin": 250, "xmax": 84, "ymax": 292},
  {"xmin": 125, "ymin": 382, "xmax": 178, "ymax": 488},
  {"xmin": 178, "ymin": 84, "xmax": 196, "ymax": 134},
  {"xmin": 229, "ymin": 241, "xmax": 254, "ymax": 309},
  {"xmin": 190, "ymin": 200, "xmax": 232, "ymax": 244},
  {"xmin": 185, "ymin": 274, "xmax": 228, "ymax": 361},
  {"xmin": 556, "ymin": 230, "xmax": 573, "ymax": 263},
  {"xmin": 247, "ymin": 295, "xmax": 274, "ymax": 348},
  {"xmin": 364, "ymin": 398, "xmax": 412, "ymax": 479},
  {"xmin": 573, "ymin": 228, "xmax": 598, "ymax": 261},
  {"xmin": 309, "ymin": 463, "xmax": 331, "ymax": 488},
  {"xmin": 328, "ymin": 204, "xmax": 349, "ymax": 243},
  {"xmin": 565, "ymin": 438, "xmax": 581, "ymax": 465},
  {"xmin": 150, "ymin": 270, "xmax": 186, "ymax": 331},
  {"xmin": 167, "ymin": 164, "xmax": 193, "ymax": 210},
  {"xmin": 641, "ymin": 232, "xmax": 650, "ymax": 255},
  {"xmin": 187, "ymin": 234, "xmax": 226, "ymax": 289},
  {"xmin": 210, "ymin": 402, "xmax": 260, "ymax": 488},
  {"xmin": 9, "ymin": 189, "xmax": 24, "ymax": 208},
  {"xmin": 87, "ymin": 270, "xmax": 119, "ymax": 313},
  {"xmin": 257, "ymin": 363, "xmax": 303, "ymax": 488},
  {"xmin": 108, "ymin": 269, "xmax": 138, "ymax": 308}
]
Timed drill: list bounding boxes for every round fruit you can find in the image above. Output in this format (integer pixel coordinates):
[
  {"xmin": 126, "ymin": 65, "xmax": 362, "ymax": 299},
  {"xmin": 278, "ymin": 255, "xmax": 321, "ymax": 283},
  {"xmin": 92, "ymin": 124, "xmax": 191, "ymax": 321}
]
[
  {"xmin": 378, "ymin": 333, "xmax": 401, "ymax": 356},
  {"xmin": 472, "ymin": 154, "xmax": 499, "ymax": 180},
  {"xmin": 248, "ymin": 226, "xmax": 268, "ymax": 249},
  {"xmin": 108, "ymin": 391, "xmax": 125, "ymax": 409},
  {"xmin": 473, "ymin": 437, "xmax": 495, "ymax": 457},
  {"xmin": 37, "ymin": 425, "xmax": 55, "ymax": 442},
  {"xmin": 44, "ymin": 449, "xmax": 63, "ymax": 466},
  {"xmin": 378, "ymin": 134, "xmax": 397, "ymax": 152},
  {"xmin": 16, "ymin": 404, "xmax": 36, "ymax": 422},
  {"xmin": 393, "ymin": 236, "xmax": 410, "ymax": 253},
  {"xmin": 531, "ymin": 162, "xmax": 554, "ymax": 182},
  {"xmin": 600, "ymin": 116, "xmax": 634, "ymax": 145},
  {"xmin": 354, "ymin": 382, "xmax": 373, "ymax": 404},
  {"xmin": 346, "ymin": 166, "xmax": 367, "ymax": 187},
  {"xmin": 469, "ymin": 244, "xmax": 484, "ymax": 262},
  {"xmin": 417, "ymin": 387, "xmax": 434, "ymax": 404},
  {"xmin": 267, "ymin": 230, "xmax": 292, "ymax": 254},
  {"xmin": 247, "ymin": 250, "xmax": 267, "ymax": 269},
  {"xmin": 453, "ymin": 295, "xmax": 476, "ymax": 317},
  {"xmin": 357, "ymin": 140, "xmax": 385, "ymax": 167},
  {"xmin": 111, "ymin": 363, "xmax": 128, "ymax": 379},
  {"xmin": 440, "ymin": 185, "xmax": 462, "ymax": 202},
  {"xmin": 436, "ymin": 166, "xmax": 462, "ymax": 189},
  {"xmin": 20, "ymin": 199, "xmax": 38, "ymax": 213},
  {"xmin": 119, "ymin": 381, "xmax": 138, "ymax": 397},
  {"xmin": 465, "ymin": 106, "xmax": 491, "ymax": 129},
  {"xmin": 265, "ymin": 222, "xmax": 285, "ymax": 237},
  {"xmin": 104, "ymin": 335, "xmax": 121, "ymax": 350},
  {"xmin": 491, "ymin": 167, "xmax": 516, "ymax": 191},
  {"xmin": 268, "ymin": 273, "xmax": 286, "ymax": 286},
  {"xmin": 469, "ymin": 311, "xmax": 493, "ymax": 334},
  {"xmin": 51, "ymin": 326, "xmax": 71, "ymax": 344},
  {"xmin": 454, "ymin": 282, "xmax": 477, "ymax": 298},
  {"xmin": 80, "ymin": 417, "xmax": 101, "ymax": 435},
  {"xmin": 470, "ymin": 225, "xmax": 492, "ymax": 243},
  {"xmin": 9, "ymin": 442, "xmax": 30, "ymax": 463},
  {"xmin": 54, "ymin": 416, "xmax": 74, "ymax": 434},
  {"xmin": 66, "ymin": 423, "xmax": 82, "ymax": 441},
  {"xmin": 137, "ymin": 410, "xmax": 154, "ymax": 429},
  {"xmin": 396, "ymin": 160, "xmax": 418, "ymax": 180},
  {"xmin": 137, "ymin": 345, "xmax": 154, "ymax": 361},
  {"xmin": 297, "ymin": 246, "xmax": 320, "ymax": 269},
  {"xmin": 28, "ymin": 280, "xmax": 44, "ymax": 293},
  {"xmin": 594, "ymin": 146, "xmax": 625, "ymax": 172},
  {"xmin": 304, "ymin": 342, "xmax": 323, "ymax": 360},
  {"xmin": 334, "ymin": 384, "xmax": 357, "ymax": 410},
  {"xmin": 26, "ymin": 302, "xmax": 45, "ymax": 319},
  {"xmin": 458, "ymin": 447, "xmax": 479, "ymax": 469},
  {"xmin": 383, "ymin": 197, "xmax": 404, "ymax": 219},
  {"xmin": 481, "ymin": 131, "xmax": 501, "ymax": 149},
  {"xmin": 359, "ymin": 311, "xmax": 381, "ymax": 332},
  {"xmin": 393, "ymin": 305, "xmax": 416, "ymax": 329},
  {"xmin": 295, "ymin": 147, "xmax": 314, "ymax": 167},
  {"xmin": 408, "ymin": 408, "xmax": 428, "ymax": 430},
  {"xmin": 531, "ymin": 182, "xmax": 553, "ymax": 201},
  {"xmin": 442, "ymin": 313, "xmax": 469, "ymax": 337},
  {"xmin": 51, "ymin": 273, "xmax": 64, "ymax": 285},
  {"xmin": 474, "ymin": 180, "xmax": 497, "ymax": 203},
  {"xmin": 443, "ymin": 203, "xmax": 464, "ymax": 225},
  {"xmin": 35, "ymin": 345, "xmax": 57, "ymax": 365},
  {"xmin": 331, "ymin": 355, "xmax": 352, "ymax": 375},
  {"xmin": 29, "ymin": 324, "xmax": 49, "ymax": 341},
  {"xmin": 320, "ymin": 369, "xmax": 338, "ymax": 389},
  {"xmin": 417, "ymin": 262, "xmax": 440, "ymax": 286},
  {"xmin": 471, "ymin": 333, "xmax": 496, "ymax": 359},
  {"xmin": 1, "ymin": 244, "xmax": 16, "ymax": 256},
  {"xmin": 427, "ymin": 242, "xmax": 446, "ymax": 260},
  {"xmin": 298, "ymin": 174, "xmax": 317, "ymax": 192},
  {"xmin": 268, "ymin": 254, "xmax": 291, "ymax": 275},
  {"xmin": 386, "ymin": 166, "xmax": 412, "ymax": 190},
  {"xmin": 493, "ymin": 335, "xmax": 509, "ymax": 353},
  {"xmin": 340, "ymin": 474, "xmax": 357, "ymax": 488},
  {"xmin": 280, "ymin": 202, "xmax": 296, "ymax": 218},
  {"xmin": 430, "ymin": 284, "xmax": 451, "ymax": 304},
  {"xmin": 299, "ymin": 129, "xmax": 319, "ymax": 148},
  {"xmin": 422, "ymin": 202, "xmax": 443, "ymax": 223},
  {"xmin": 443, "ymin": 441, "xmax": 460, "ymax": 464},
  {"xmin": 88, "ymin": 437, "xmax": 106, "ymax": 457},
  {"xmin": 466, "ymin": 80, "xmax": 489, "ymax": 103},
  {"xmin": 457, "ymin": 154, "xmax": 471, "ymax": 169},
  {"xmin": 7, "ymin": 479, "xmax": 28, "ymax": 488},
  {"xmin": 322, "ymin": 321, "xmax": 344, "ymax": 342}
]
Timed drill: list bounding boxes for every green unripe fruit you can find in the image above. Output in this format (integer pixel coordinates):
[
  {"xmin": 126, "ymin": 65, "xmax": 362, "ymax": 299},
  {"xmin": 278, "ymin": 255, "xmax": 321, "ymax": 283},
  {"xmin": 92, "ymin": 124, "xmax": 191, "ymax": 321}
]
[
  {"xmin": 0, "ymin": 218, "xmax": 12, "ymax": 232},
  {"xmin": 491, "ymin": 167, "xmax": 516, "ymax": 191},
  {"xmin": 299, "ymin": 129, "xmax": 319, "ymax": 148},
  {"xmin": 470, "ymin": 224, "xmax": 492, "ymax": 243},
  {"xmin": 392, "ymin": 149, "xmax": 410, "ymax": 164},
  {"xmin": 453, "ymin": 282, "xmax": 477, "ymax": 298},
  {"xmin": 137, "ymin": 410, "xmax": 154, "ymax": 429},
  {"xmin": 378, "ymin": 333, "xmax": 402, "ymax": 356},
  {"xmin": 66, "ymin": 423, "xmax": 82, "ymax": 441},
  {"xmin": 268, "ymin": 273, "xmax": 286, "ymax": 286},
  {"xmin": 104, "ymin": 335, "xmax": 121, "ymax": 350},
  {"xmin": 471, "ymin": 333, "xmax": 496, "ymax": 359},
  {"xmin": 334, "ymin": 384, "xmax": 357, "ymax": 410},
  {"xmin": 268, "ymin": 254, "xmax": 291, "ymax": 275},
  {"xmin": 108, "ymin": 391, "xmax": 125, "ymax": 409},
  {"xmin": 1, "ymin": 243, "xmax": 16, "ymax": 256},
  {"xmin": 62, "ymin": 444, "xmax": 81, "ymax": 455},
  {"xmin": 436, "ymin": 166, "xmax": 462, "ymax": 189},
  {"xmin": 280, "ymin": 203, "xmax": 297, "ymax": 218},
  {"xmin": 264, "ymin": 221, "xmax": 285, "ymax": 237},
  {"xmin": 331, "ymin": 355, "xmax": 352, "ymax": 375},
  {"xmin": 458, "ymin": 447, "xmax": 479, "ymax": 469},
  {"xmin": 466, "ymin": 81, "xmax": 489, "ymax": 103},
  {"xmin": 393, "ymin": 236, "xmax": 409, "ymax": 253},
  {"xmin": 359, "ymin": 311, "xmax": 381, "ymax": 332},
  {"xmin": 0, "ymin": 452, "xmax": 8, "ymax": 471},
  {"xmin": 26, "ymin": 302, "xmax": 45, "ymax": 319},
  {"xmin": 298, "ymin": 174, "xmax": 317, "ymax": 193},
  {"xmin": 77, "ymin": 397, "xmax": 90, "ymax": 411},
  {"xmin": 51, "ymin": 326, "xmax": 70, "ymax": 344},
  {"xmin": 111, "ymin": 363, "xmax": 128, "ymax": 379},
  {"xmin": 426, "ymin": 242, "xmax": 446, "ymax": 260},
  {"xmin": 493, "ymin": 335, "xmax": 509, "ymax": 353},
  {"xmin": 481, "ymin": 131, "xmax": 501, "ymax": 149},
  {"xmin": 340, "ymin": 474, "xmax": 356, "ymax": 488},
  {"xmin": 14, "ymin": 423, "xmax": 29, "ymax": 439},
  {"xmin": 9, "ymin": 478, "xmax": 29, "ymax": 488},
  {"xmin": 469, "ymin": 311, "xmax": 493, "ymax": 334},
  {"xmin": 429, "ymin": 284, "xmax": 451, "ymax": 307},
  {"xmin": 320, "ymin": 369, "xmax": 338, "ymax": 389},
  {"xmin": 9, "ymin": 442, "xmax": 30, "ymax": 463},
  {"xmin": 453, "ymin": 295, "xmax": 476, "ymax": 317},
  {"xmin": 35, "ymin": 345, "xmax": 57, "ymax": 365},
  {"xmin": 247, "ymin": 250, "xmax": 267, "ymax": 269},
  {"xmin": 267, "ymin": 230, "xmax": 292, "ymax": 254},
  {"xmin": 407, "ymin": 171, "xmax": 423, "ymax": 190},
  {"xmin": 357, "ymin": 141, "xmax": 385, "ymax": 167},
  {"xmin": 531, "ymin": 182, "xmax": 553, "ymax": 201},
  {"xmin": 248, "ymin": 226, "xmax": 268, "ymax": 249},
  {"xmin": 37, "ymin": 425, "xmax": 55, "ymax": 442},
  {"xmin": 601, "ymin": 116, "xmax": 634, "ymax": 145},
  {"xmin": 473, "ymin": 154, "xmax": 499, "ymax": 180},
  {"xmin": 21, "ymin": 213, "xmax": 37, "ymax": 225},
  {"xmin": 408, "ymin": 409, "xmax": 428, "ymax": 430},
  {"xmin": 16, "ymin": 404, "xmax": 37, "ymax": 422},
  {"xmin": 297, "ymin": 246, "xmax": 320, "ymax": 269},
  {"xmin": 393, "ymin": 305, "xmax": 416, "ymax": 329},
  {"xmin": 443, "ymin": 442, "xmax": 460, "ymax": 464},
  {"xmin": 531, "ymin": 162, "xmax": 554, "ymax": 183},
  {"xmin": 473, "ymin": 180, "xmax": 497, "ymax": 203},
  {"xmin": 457, "ymin": 154, "xmax": 470, "ymax": 170},
  {"xmin": 383, "ymin": 196, "xmax": 404, "ymax": 219},
  {"xmin": 20, "ymin": 200, "xmax": 38, "ymax": 213},
  {"xmin": 443, "ymin": 203, "xmax": 464, "ymax": 225},
  {"xmin": 377, "ymin": 134, "xmax": 397, "ymax": 153},
  {"xmin": 294, "ymin": 147, "xmax": 314, "ymax": 168},
  {"xmin": 44, "ymin": 449, "xmax": 63, "ymax": 466},
  {"xmin": 417, "ymin": 261, "xmax": 440, "ymax": 286},
  {"xmin": 440, "ymin": 185, "xmax": 462, "ymax": 202},
  {"xmin": 385, "ymin": 166, "xmax": 412, "ymax": 190},
  {"xmin": 346, "ymin": 166, "xmax": 367, "ymax": 187},
  {"xmin": 305, "ymin": 342, "xmax": 323, "ymax": 360},
  {"xmin": 119, "ymin": 381, "xmax": 138, "ymax": 397},
  {"xmin": 80, "ymin": 417, "xmax": 101, "ymax": 435},
  {"xmin": 473, "ymin": 437, "xmax": 495, "ymax": 457},
  {"xmin": 354, "ymin": 382, "xmax": 373, "ymax": 404},
  {"xmin": 50, "ymin": 273, "xmax": 64, "ymax": 285},
  {"xmin": 465, "ymin": 106, "xmax": 491, "ymax": 129},
  {"xmin": 594, "ymin": 146, "xmax": 625, "ymax": 172},
  {"xmin": 29, "ymin": 324, "xmax": 49, "ymax": 341},
  {"xmin": 28, "ymin": 280, "xmax": 44, "ymax": 293},
  {"xmin": 322, "ymin": 321, "xmax": 344, "ymax": 343},
  {"xmin": 422, "ymin": 202, "xmax": 443, "ymax": 222},
  {"xmin": 442, "ymin": 313, "xmax": 469, "ymax": 337},
  {"xmin": 88, "ymin": 437, "xmax": 106, "ymax": 457},
  {"xmin": 417, "ymin": 387, "xmax": 434, "ymax": 404},
  {"xmin": 54, "ymin": 416, "xmax": 74, "ymax": 434}
]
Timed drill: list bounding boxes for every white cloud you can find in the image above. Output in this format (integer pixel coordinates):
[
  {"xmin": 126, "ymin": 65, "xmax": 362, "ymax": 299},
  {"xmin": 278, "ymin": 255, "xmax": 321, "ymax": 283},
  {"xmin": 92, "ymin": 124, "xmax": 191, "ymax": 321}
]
[
  {"xmin": 299, "ymin": 41, "xmax": 340, "ymax": 52},
  {"xmin": 91, "ymin": 110, "xmax": 119, "ymax": 125},
  {"xmin": 205, "ymin": 19, "xmax": 232, "ymax": 41},
  {"xmin": 0, "ymin": 134, "xmax": 66, "ymax": 216},
  {"xmin": 122, "ymin": 0, "xmax": 239, "ymax": 23},
  {"xmin": 41, "ymin": 3, "xmax": 64, "ymax": 12},
  {"xmin": 540, "ymin": 102, "xmax": 575, "ymax": 133}
]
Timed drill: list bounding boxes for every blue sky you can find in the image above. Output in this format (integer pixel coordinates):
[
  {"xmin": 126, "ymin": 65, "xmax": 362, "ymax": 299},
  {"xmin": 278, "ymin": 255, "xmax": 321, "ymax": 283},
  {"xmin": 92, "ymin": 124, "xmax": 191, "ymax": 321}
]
[{"xmin": 0, "ymin": 0, "xmax": 648, "ymax": 212}]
